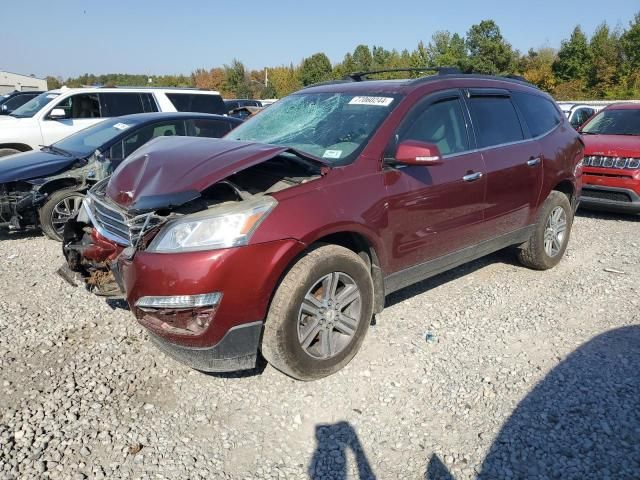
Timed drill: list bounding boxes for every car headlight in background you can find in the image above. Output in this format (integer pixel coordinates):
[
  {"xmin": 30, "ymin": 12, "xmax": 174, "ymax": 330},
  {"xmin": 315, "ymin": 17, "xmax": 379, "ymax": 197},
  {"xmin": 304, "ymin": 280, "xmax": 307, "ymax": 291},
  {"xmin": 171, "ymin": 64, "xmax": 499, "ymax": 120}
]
[{"xmin": 147, "ymin": 196, "xmax": 277, "ymax": 252}]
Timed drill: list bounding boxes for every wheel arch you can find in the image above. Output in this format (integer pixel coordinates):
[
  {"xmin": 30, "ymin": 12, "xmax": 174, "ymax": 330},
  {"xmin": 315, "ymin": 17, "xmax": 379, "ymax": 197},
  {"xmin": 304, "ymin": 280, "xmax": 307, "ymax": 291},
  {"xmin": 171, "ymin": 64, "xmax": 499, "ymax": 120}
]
[
  {"xmin": 305, "ymin": 230, "xmax": 385, "ymax": 314},
  {"xmin": 39, "ymin": 178, "xmax": 84, "ymax": 196},
  {"xmin": 0, "ymin": 143, "xmax": 32, "ymax": 153}
]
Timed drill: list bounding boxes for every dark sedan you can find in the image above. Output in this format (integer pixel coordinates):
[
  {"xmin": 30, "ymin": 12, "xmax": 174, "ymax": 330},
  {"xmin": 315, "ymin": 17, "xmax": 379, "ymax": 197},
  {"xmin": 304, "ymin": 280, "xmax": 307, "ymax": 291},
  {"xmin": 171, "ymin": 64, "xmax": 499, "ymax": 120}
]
[
  {"xmin": 0, "ymin": 91, "xmax": 45, "ymax": 115},
  {"xmin": 0, "ymin": 112, "xmax": 242, "ymax": 240}
]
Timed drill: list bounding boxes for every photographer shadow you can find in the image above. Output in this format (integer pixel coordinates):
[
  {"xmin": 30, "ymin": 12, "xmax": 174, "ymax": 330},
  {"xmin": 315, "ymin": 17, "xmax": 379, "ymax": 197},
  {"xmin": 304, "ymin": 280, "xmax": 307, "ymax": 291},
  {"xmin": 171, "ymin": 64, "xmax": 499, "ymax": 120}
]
[
  {"xmin": 309, "ymin": 421, "xmax": 376, "ymax": 480},
  {"xmin": 425, "ymin": 325, "xmax": 640, "ymax": 479}
]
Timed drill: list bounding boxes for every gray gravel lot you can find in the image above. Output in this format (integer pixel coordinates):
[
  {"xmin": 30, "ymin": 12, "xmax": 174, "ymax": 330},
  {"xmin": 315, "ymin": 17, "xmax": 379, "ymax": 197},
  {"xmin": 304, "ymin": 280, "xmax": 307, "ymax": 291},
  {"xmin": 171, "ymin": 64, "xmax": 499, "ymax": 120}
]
[{"xmin": 1, "ymin": 210, "xmax": 639, "ymax": 480}]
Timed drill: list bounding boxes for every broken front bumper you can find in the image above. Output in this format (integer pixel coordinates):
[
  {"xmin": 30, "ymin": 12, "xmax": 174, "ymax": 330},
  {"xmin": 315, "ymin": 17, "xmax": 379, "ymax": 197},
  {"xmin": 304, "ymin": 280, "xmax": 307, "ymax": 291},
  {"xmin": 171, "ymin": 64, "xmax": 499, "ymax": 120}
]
[{"xmin": 0, "ymin": 187, "xmax": 42, "ymax": 230}]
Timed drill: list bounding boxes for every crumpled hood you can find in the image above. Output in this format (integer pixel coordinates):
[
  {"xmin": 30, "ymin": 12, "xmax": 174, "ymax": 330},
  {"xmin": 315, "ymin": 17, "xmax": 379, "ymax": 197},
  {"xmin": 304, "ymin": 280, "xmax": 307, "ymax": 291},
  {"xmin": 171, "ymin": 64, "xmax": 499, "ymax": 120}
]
[
  {"xmin": 0, "ymin": 149, "xmax": 82, "ymax": 183},
  {"xmin": 582, "ymin": 134, "xmax": 640, "ymax": 157},
  {"xmin": 106, "ymin": 136, "xmax": 328, "ymax": 212}
]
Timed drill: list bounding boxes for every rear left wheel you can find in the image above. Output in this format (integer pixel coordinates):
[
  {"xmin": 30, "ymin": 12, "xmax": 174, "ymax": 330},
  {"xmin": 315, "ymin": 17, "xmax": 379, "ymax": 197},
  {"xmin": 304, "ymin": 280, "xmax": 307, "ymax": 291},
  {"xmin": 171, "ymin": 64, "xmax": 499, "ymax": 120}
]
[
  {"xmin": 39, "ymin": 189, "xmax": 85, "ymax": 241},
  {"xmin": 261, "ymin": 244, "xmax": 374, "ymax": 381}
]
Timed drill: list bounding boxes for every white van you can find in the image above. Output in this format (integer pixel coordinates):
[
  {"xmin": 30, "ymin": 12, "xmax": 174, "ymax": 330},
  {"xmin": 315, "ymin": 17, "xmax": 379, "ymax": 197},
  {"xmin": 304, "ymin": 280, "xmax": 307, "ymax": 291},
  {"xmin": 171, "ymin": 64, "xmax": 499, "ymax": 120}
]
[{"xmin": 0, "ymin": 87, "xmax": 226, "ymax": 157}]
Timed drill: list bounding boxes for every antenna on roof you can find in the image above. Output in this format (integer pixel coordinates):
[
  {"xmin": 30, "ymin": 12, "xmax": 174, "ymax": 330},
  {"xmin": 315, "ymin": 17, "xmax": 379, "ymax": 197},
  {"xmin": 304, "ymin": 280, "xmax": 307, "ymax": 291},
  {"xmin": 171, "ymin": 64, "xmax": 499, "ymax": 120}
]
[{"xmin": 344, "ymin": 67, "xmax": 461, "ymax": 82}]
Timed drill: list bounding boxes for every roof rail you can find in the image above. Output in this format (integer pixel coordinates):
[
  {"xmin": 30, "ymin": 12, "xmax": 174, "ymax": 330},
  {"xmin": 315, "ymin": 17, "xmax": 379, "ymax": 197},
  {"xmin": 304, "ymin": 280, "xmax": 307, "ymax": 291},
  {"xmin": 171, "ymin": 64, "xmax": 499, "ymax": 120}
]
[
  {"xmin": 95, "ymin": 85, "xmax": 207, "ymax": 90},
  {"xmin": 345, "ymin": 67, "xmax": 461, "ymax": 82}
]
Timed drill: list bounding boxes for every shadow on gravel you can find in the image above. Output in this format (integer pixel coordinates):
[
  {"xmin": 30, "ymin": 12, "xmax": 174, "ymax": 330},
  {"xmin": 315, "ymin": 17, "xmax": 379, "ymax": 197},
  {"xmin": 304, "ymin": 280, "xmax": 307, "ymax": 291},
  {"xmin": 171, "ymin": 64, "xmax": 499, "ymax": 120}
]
[
  {"xmin": 426, "ymin": 325, "xmax": 640, "ymax": 479},
  {"xmin": 576, "ymin": 208, "xmax": 639, "ymax": 222},
  {"xmin": 386, "ymin": 248, "xmax": 520, "ymax": 309},
  {"xmin": 0, "ymin": 229, "xmax": 43, "ymax": 241},
  {"xmin": 308, "ymin": 422, "xmax": 376, "ymax": 479}
]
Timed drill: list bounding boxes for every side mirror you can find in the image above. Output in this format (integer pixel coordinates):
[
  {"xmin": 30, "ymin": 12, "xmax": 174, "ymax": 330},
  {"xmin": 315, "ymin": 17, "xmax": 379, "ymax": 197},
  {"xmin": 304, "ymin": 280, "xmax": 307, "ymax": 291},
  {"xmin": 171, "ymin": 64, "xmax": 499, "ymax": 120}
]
[
  {"xmin": 48, "ymin": 108, "xmax": 66, "ymax": 120},
  {"xmin": 394, "ymin": 140, "xmax": 443, "ymax": 166}
]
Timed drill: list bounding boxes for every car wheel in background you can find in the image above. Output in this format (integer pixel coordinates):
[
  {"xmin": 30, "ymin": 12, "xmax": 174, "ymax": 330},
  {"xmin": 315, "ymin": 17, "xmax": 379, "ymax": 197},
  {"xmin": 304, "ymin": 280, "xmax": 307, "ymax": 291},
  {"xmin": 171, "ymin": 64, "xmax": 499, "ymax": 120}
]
[
  {"xmin": 39, "ymin": 189, "xmax": 86, "ymax": 241},
  {"xmin": 518, "ymin": 191, "xmax": 573, "ymax": 270},
  {"xmin": 261, "ymin": 244, "xmax": 374, "ymax": 381}
]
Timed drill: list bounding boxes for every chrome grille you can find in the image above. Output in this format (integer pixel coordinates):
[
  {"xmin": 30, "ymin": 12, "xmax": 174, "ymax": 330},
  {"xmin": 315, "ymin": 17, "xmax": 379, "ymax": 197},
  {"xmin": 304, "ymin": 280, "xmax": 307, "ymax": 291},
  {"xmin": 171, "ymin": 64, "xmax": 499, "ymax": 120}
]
[
  {"xmin": 583, "ymin": 156, "xmax": 640, "ymax": 170},
  {"xmin": 84, "ymin": 193, "xmax": 165, "ymax": 247}
]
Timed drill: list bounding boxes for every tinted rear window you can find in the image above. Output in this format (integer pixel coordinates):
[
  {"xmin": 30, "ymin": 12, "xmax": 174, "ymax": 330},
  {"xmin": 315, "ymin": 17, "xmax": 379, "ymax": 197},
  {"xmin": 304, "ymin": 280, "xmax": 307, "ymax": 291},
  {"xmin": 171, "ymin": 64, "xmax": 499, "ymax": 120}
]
[
  {"xmin": 512, "ymin": 92, "xmax": 562, "ymax": 137},
  {"xmin": 468, "ymin": 96, "xmax": 524, "ymax": 148},
  {"xmin": 100, "ymin": 93, "xmax": 150, "ymax": 117},
  {"xmin": 166, "ymin": 93, "xmax": 226, "ymax": 115}
]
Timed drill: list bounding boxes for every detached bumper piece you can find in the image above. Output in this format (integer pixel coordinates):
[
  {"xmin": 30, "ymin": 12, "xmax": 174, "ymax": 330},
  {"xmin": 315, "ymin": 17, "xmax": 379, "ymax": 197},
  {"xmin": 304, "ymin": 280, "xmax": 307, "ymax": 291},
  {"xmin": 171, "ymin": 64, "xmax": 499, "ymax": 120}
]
[
  {"xmin": 148, "ymin": 321, "xmax": 263, "ymax": 372},
  {"xmin": 580, "ymin": 186, "xmax": 640, "ymax": 214}
]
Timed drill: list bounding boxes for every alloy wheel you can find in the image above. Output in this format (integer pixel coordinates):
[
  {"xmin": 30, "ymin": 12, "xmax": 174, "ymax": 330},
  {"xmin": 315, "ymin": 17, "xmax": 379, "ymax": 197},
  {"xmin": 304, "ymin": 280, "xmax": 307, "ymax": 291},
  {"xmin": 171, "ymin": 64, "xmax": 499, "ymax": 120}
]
[
  {"xmin": 544, "ymin": 206, "xmax": 567, "ymax": 257},
  {"xmin": 297, "ymin": 272, "xmax": 362, "ymax": 360}
]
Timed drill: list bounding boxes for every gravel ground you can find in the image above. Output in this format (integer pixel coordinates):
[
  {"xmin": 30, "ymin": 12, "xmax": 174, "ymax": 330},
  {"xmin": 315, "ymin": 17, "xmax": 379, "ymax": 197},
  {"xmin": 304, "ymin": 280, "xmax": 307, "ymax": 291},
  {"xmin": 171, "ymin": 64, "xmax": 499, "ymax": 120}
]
[{"xmin": 0, "ymin": 210, "xmax": 639, "ymax": 480}]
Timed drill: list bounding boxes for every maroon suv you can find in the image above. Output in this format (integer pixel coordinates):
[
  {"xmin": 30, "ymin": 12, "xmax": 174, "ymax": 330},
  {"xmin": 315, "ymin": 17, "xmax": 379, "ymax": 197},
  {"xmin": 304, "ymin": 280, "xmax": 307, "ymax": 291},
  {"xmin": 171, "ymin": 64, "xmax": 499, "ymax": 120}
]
[{"xmin": 63, "ymin": 70, "xmax": 583, "ymax": 380}]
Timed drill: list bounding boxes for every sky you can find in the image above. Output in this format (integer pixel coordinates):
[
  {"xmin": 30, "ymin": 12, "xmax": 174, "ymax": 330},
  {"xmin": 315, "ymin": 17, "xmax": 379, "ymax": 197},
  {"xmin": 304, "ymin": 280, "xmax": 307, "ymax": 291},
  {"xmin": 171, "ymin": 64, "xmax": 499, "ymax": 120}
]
[{"xmin": 2, "ymin": 0, "xmax": 638, "ymax": 79}]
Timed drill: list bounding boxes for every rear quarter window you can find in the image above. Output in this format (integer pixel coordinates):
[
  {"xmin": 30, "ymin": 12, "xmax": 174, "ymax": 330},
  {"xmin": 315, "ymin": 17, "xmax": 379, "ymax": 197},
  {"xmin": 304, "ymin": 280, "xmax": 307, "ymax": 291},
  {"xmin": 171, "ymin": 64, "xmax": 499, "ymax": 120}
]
[
  {"xmin": 166, "ymin": 93, "xmax": 226, "ymax": 115},
  {"xmin": 468, "ymin": 96, "xmax": 524, "ymax": 148},
  {"xmin": 512, "ymin": 92, "xmax": 562, "ymax": 137},
  {"xmin": 100, "ymin": 93, "xmax": 150, "ymax": 116}
]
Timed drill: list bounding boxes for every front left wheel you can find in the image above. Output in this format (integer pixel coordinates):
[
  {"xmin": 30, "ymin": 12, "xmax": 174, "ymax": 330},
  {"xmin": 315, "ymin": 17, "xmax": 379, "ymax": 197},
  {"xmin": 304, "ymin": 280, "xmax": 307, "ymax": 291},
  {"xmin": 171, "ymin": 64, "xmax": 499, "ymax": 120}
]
[
  {"xmin": 261, "ymin": 244, "xmax": 374, "ymax": 381},
  {"xmin": 39, "ymin": 189, "xmax": 85, "ymax": 241}
]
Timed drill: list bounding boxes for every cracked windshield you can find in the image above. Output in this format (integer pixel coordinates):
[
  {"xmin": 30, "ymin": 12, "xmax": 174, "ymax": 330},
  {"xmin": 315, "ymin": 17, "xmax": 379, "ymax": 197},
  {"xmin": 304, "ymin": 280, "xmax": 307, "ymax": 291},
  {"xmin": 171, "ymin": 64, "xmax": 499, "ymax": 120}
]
[{"xmin": 230, "ymin": 92, "xmax": 399, "ymax": 163}]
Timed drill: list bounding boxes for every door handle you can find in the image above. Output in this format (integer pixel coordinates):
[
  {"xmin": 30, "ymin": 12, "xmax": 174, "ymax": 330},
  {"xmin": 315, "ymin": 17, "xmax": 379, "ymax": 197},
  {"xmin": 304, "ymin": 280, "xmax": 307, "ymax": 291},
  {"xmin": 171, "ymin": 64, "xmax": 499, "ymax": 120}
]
[
  {"xmin": 527, "ymin": 157, "xmax": 541, "ymax": 167},
  {"xmin": 462, "ymin": 172, "xmax": 483, "ymax": 182}
]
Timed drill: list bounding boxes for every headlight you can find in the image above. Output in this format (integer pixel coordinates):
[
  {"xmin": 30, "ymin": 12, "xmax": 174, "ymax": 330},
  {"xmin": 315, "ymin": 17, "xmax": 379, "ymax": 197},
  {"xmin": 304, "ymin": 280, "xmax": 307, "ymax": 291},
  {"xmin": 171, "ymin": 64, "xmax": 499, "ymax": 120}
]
[{"xmin": 147, "ymin": 197, "xmax": 277, "ymax": 253}]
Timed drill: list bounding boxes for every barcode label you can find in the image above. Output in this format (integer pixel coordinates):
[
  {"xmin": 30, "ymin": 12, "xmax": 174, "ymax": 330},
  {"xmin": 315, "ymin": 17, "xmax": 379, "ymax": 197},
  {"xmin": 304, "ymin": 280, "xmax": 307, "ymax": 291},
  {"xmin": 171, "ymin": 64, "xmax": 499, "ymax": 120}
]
[{"xmin": 348, "ymin": 96, "xmax": 394, "ymax": 106}]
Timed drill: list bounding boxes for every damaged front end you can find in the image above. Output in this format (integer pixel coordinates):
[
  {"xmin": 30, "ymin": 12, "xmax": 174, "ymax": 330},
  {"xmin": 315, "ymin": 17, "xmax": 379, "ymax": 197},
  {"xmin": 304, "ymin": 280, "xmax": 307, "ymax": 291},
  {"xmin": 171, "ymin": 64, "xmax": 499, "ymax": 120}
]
[
  {"xmin": 61, "ymin": 139, "xmax": 325, "ymax": 300},
  {"xmin": 0, "ymin": 180, "xmax": 46, "ymax": 230}
]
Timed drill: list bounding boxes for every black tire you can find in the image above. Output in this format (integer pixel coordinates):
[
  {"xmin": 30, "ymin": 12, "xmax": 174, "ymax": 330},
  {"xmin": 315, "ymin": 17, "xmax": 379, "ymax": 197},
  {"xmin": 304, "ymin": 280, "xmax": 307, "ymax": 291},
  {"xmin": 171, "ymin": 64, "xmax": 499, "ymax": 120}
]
[
  {"xmin": 261, "ymin": 244, "xmax": 374, "ymax": 381},
  {"xmin": 0, "ymin": 148, "xmax": 20, "ymax": 157},
  {"xmin": 518, "ymin": 191, "xmax": 573, "ymax": 270},
  {"xmin": 39, "ymin": 189, "xmax": 85, "ymax": 241}
]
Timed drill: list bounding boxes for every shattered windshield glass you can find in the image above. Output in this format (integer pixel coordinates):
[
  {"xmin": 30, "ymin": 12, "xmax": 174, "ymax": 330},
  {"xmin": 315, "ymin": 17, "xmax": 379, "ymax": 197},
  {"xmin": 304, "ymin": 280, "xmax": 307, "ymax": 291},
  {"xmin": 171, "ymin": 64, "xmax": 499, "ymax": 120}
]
[{"xmin": 228, "ymin": 92, "xmax": 401, "ymax": 164}]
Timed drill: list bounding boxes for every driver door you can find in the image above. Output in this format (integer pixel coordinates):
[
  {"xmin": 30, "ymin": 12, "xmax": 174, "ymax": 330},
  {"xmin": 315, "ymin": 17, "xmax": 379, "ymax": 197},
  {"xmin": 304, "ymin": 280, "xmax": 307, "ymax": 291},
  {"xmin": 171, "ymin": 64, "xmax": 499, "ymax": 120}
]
[{"xmin": 382, "ymin": 90, "xmax": 487, "ymax": 273}]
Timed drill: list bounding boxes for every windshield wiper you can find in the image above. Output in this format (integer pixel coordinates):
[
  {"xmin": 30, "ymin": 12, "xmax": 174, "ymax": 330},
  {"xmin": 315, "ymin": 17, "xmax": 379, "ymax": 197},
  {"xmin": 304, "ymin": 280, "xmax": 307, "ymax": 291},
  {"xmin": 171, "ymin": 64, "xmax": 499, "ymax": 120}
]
[{"xmin": 41, "ymin": 145, "xmax": 73, "ymax": 157}]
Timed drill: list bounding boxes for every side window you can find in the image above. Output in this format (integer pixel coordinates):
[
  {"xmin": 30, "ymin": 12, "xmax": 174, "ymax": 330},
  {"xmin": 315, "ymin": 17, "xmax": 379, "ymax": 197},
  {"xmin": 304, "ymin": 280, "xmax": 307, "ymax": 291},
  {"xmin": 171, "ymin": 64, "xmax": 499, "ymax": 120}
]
[
  {"xmin": 571, "ymin": 108, "xmax": 594, "ymax": 129},
  {"xmin": 468, "ymin": 96, "xmax": 524, "ymax": 147},
  {"xmin": 512, "ymin": 92, "xmax": 562, "ymax": 136},
  {"xmin": 401, "ymin": 98, "xmax": 469, "ymax": 156},
  {"xmin": 186, "ymin": 119, "xmax": 234, "ymax": 138},
  {"xmin": 100, "ymin": 93, "xmax": 147, "ymax": 117},
  {"xmin": 140, "ymin": 93, "xmax": 159, "ymax": 113},
  {"xmin": 117, "ymin": 121, "xmax": 186, "ymax": 158},
  {"xmin": 52, "ymin": 93, "xmax": 101, "ymax": 119},
  {"xmin": 166, "ymin": 93, "xmax": 227, "ymax": 115}
]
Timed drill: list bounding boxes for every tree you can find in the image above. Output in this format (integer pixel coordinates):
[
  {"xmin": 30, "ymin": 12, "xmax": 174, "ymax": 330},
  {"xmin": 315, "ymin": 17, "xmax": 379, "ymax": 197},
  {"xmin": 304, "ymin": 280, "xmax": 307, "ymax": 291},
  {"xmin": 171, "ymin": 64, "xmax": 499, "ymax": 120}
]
[
  {"xmin": 46, "ymin": 76, "xmax": 62, "ymax": 89},
  {"xmin": 466, "ymin": 20, "xmax": 516, "ymax": 74},
  {"xmin": 553, "ymin": 26, "xmax": 592, "ymax": 82},
  {"xmin": 192, "ymin": 67, "xmax": 226, "ymax": 93},
  {"xmin": 352, "ymin": 45, "xmax": 373, "ymax": 72},
  {"xmin": 299, "ymin": 53, "xmax": 332, "ymax": 86},
  {"xmin": 519, "ymin": 48, "xmax": 557, "ymax": 93},
  {"xmin": 426, "ymin": 31, "xmax": 468, "ymax": 69},
  {"xmin": 223, "ymin": 59, "xmax": 251, "ymax": 98},
  {"xmin": 588, "ymin": 23, "xmax": 621, "ymax": 97},
  {"xmin": 268, "ymin": 65, "xmax": 302, "ymax": 98}
]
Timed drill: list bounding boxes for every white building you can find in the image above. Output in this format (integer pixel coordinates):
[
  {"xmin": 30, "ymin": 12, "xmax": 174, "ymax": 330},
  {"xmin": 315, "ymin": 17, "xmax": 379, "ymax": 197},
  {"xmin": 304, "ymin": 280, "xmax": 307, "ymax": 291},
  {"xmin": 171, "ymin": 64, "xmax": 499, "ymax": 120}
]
[{"xmin": 0, "ymin": 71, "xmax": 47, "ymax": 94}]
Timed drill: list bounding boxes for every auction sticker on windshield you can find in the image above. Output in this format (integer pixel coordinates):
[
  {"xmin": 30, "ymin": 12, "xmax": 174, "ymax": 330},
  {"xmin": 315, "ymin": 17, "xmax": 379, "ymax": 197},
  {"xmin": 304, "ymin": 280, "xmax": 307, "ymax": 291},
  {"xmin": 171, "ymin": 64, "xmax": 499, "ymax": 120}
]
[
  {"xmin": 113, "ymin": 123, "xmax": 130, "ymax": 130},
  {"xmin": 348, "ymin": 96, "xmax": 394, "ymax": 107},
  {"xmin": 322, "ymin": 150, "xmax": 342, "ymax": 159}
]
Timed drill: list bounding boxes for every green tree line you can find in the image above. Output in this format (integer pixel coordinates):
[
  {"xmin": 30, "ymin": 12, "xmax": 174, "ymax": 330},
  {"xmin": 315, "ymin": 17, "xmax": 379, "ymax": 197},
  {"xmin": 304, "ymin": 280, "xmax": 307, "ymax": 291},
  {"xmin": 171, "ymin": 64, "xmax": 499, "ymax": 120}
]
[{"xmin": 47, "ymin": 13, "xmax": 640, "ymax": 101}]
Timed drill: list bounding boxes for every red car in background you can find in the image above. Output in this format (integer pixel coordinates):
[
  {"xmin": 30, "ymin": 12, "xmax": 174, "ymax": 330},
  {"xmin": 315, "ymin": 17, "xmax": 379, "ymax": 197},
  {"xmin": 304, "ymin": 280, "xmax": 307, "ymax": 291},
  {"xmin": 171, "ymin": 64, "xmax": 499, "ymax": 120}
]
[{"xmin": 580, "ymin": 103, "xmax": 640, "ymax": 214}]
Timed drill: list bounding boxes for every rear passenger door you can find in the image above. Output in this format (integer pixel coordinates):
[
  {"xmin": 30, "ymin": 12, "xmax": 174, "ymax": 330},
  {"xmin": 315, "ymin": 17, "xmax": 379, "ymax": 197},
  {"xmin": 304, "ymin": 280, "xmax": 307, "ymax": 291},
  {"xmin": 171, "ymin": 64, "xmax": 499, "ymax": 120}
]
[
  {"xmin": 383, "ymin": 90, "xmax": 487, "ymax": 270},
  {"xmin": 465, "ymin": 89, "xmax": 542, "ymax": 236}
]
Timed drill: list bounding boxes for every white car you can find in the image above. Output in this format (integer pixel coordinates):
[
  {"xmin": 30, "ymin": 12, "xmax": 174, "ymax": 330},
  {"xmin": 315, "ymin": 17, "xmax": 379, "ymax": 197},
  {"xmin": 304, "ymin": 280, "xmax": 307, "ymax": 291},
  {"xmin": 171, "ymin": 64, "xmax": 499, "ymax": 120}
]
[
  {"xmin": 557, "ymin": 103, "xmax": 600, "ymax": 130},
  {"xmin": 0, "ymin": 87, "xmax": 226, "ymax": 157}
]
